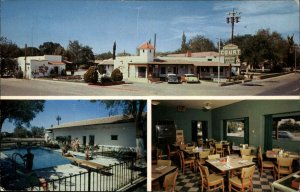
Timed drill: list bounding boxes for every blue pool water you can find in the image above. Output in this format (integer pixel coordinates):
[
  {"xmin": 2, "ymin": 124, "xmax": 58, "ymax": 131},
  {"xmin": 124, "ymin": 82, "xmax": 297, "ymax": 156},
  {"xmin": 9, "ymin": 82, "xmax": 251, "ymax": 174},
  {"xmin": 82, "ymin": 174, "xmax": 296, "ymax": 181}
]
[{"xmin": 2, "ymin": 147, "xmax": 71, "ymax": 170}]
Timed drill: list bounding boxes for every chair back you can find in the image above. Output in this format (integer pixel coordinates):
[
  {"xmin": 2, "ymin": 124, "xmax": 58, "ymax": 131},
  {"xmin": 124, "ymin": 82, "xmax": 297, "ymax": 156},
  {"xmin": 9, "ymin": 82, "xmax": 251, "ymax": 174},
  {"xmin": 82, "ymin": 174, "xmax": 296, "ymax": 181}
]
[
  {"xmin": 241, "ymin": 165, "xmax": 255, "ymax": 184},
  {"xmin": 199, "ymin": 150, "xmax": 210, "ymax": 159},
  {"xmin": 186, "ymin": 146, "xmax": 195, "ymax": 150},
  {"xmin": 163, "ymin": 168, "xmax": 178, "ymax": 192},
  {"xmin": 272, "ymin": 148, "xmax": 281, "ymax": 153},
  {"xmin": 199, "ymin": 164, "xmax": 210, "ymax": 185},
  {"xmin": 277, "ymin": 157, "xmax": 293, "ymax": 170},
  {"xmin": 240, "ymin": 148, "xmax": 251, "ymax": 156},
  {"xmin": 179, "ymin": 144, "xmax": 187, "ymax": 150},
  {"xmin": 157, "ymin": 160, "xmax": 172, "ymax": 166},
  {"xmin": 215, "ymin": 143, "xmax": 223, "ymax": 150},
  {"xmin": 242, "ymin": 155, "xmax": 253, "ymax": 162},
  {"xmin": 208, "ymin": 154, "xmax": 220, "ymax": 160}
]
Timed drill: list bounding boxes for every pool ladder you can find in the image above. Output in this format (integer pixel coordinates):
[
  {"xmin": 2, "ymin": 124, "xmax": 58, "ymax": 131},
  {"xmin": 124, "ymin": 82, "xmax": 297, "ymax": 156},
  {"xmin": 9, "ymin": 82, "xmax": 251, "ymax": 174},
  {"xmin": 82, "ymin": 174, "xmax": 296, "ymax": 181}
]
[{"xmin": 11, "ymin": 153, "xmax": 26, "ymax": 172}]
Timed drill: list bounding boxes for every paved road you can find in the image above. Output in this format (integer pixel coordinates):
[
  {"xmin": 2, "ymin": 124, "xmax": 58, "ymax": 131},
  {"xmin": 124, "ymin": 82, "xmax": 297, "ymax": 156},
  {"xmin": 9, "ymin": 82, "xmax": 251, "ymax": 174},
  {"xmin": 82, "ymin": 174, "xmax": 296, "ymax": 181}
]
[{"xmin": 1, "ymin": 73, "xmax": 299, "ymax": 96}]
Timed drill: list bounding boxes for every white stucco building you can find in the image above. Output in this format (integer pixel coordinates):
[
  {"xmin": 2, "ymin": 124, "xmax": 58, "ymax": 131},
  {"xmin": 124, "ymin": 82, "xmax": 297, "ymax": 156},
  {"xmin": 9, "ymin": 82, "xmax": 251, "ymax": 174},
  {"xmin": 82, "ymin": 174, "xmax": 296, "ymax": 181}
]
[
  {"xmin": 17, "ymin": 55, "xmax": 66, "ymax": 79},
  {"xmin": 96, "ymin": 59, "xmax": 114, "ymax": 76},
  {"xmin": 46, "ymin": 115, "xmax": 138, "ymax": 148},
  {"xmin": 113, "ymin": 42, "xmax": 240, "ymax": 82}
]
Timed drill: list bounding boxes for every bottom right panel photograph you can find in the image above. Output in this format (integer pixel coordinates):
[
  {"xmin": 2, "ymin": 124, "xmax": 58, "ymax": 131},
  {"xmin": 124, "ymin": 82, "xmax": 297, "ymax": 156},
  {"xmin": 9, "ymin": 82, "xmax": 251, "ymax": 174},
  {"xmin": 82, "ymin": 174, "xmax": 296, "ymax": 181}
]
[{"xmin": 151, "ymin": 99, "xmax": 300, "ymax": 192}]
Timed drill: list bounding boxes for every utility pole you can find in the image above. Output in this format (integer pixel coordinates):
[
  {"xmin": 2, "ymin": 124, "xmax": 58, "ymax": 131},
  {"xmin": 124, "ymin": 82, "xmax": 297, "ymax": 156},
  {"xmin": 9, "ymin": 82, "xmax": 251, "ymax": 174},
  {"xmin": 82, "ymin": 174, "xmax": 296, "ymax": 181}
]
[
  {"xmin": 226, "ymin": 8, "xmax": 241, "ymax": 44},
  {"xmin": 217, "ymin": 38, "xmax": 221, "ymax": 85}
]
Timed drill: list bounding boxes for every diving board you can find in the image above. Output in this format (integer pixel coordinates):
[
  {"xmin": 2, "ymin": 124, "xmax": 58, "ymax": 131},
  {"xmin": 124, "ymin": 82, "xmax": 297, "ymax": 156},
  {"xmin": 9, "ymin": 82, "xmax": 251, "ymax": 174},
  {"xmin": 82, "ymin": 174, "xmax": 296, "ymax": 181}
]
[{"xmin": 64, "ymin": 156, "xmax": 108, "ymax": 170}]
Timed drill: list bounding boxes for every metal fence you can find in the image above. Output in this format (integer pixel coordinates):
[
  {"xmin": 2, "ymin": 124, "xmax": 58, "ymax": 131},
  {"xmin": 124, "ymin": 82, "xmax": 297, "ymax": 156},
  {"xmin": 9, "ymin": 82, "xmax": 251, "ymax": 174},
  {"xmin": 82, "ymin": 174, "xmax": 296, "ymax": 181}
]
[{"xmin": 34, "ymin": 158, "xmax": 145, "ymax": 191}]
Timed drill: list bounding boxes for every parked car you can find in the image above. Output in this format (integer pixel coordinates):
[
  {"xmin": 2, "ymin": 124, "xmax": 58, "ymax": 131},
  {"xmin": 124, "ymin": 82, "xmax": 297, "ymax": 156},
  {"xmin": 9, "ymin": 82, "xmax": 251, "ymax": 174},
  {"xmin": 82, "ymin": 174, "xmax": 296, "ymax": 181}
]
[
  {"xmin": 272, "ymin": 131, "xmax": 300, "ymax": 141},
  {"xmin": 181, "ymin": 74, "xmax": 200, "ymax": 83},
  {"xmin": 166, "ymin": 73, "xmax": 179, "ymax": 84}
]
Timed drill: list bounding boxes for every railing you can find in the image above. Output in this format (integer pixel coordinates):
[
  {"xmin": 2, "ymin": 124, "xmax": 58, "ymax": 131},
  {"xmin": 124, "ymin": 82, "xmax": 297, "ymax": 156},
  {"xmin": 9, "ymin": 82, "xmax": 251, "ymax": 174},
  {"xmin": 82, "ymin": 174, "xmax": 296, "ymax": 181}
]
[
  {"xmin": 34, "ymin": 158, "xmax": 146, "ymax": 191},
  {"xmin": 93, "ymin": 145, "xmax": 136, "ymax": 160},
  {"xmin": 11, "ymin": 152, "xmax": 25, "ymax": 172}
]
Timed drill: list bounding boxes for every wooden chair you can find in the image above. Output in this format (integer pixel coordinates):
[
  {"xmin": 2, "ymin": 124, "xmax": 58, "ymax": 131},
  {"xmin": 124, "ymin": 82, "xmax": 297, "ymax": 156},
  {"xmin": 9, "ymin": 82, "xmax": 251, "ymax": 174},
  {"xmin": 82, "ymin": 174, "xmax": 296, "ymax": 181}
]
[
  {"xmin": 178, "ymin": 151, "xmax": 195, "ymax": 174},
  {"xmin": 167, "ymin": 144, "xmax": 177, "ymax": 160},
  {"xmin": 208, "ymin": 154, "xmax": 221, "ymax": 160},
  {"xmin": 229, "ymin": 165, "xmax": 255, "ymax": 192},
  {"xmin": 272, "ymin": 148, "xmax": 281, "ymax": 153},
  {"xmin": 240, "ymin": 148, "xmax": 251, "ymax": 156},
  {"xmin": 163, "ymin": 168, "xmax": 178, "ymax": 192},
  {"xmin": 198, "ymin": 150, "xmax": 210, "ymax": 165},
  {"xmin": 231, "ymin": 155, "xmax": 253, "ymax": 176},
  {"xmin": 258, "ymin": 146, "xmax": 275, "ymax": 177},
  {"xmin": 215, "ymin": 143, "xmax": 224, "ymax": 157},
  {"xmin": 198, "ymin": 163, "xmax": 224, "ymax": 192},
  {"xmin": 274, "ymin": 157, "xmax": 293, "ymax": 180},
  {"xmin": 179, "ymin": 144, "xmax": 187, "ymax": 150},
  {"xmin": 157, "ymin": 159, "xmax": 172, "ymax": 166},
  {"xmin": 242, "ymin": 155, "xmax": 253, "ymax": 162}
]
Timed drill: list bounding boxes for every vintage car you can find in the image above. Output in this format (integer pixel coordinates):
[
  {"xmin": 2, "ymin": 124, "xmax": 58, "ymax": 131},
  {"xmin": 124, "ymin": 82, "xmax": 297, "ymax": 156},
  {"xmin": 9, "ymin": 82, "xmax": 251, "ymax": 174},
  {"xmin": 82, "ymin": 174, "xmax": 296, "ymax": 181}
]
[
  {"xmin": 166, "ymin": 73, "xmax": 180, "ymax": 84},
  {"xmin": 181, "ymin": 74, "xmax": 200, "ymax": 83}
]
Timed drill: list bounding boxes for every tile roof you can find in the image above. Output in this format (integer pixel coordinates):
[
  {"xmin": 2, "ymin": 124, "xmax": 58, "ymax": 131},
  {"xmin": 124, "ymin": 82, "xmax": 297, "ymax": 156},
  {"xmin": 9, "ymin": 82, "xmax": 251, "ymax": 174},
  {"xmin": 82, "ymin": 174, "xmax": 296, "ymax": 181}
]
[{"xmin": 138, "ymin": 42, "xmax": 155, "ymax": 50}]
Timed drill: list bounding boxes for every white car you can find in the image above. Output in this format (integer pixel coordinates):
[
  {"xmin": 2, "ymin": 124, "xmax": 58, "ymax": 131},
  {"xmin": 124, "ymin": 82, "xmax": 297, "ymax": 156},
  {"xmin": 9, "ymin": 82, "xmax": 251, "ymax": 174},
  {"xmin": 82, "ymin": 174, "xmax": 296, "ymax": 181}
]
[{"xmin": 181, "ymin": 74, "xmax": 200, "ymax": 83}]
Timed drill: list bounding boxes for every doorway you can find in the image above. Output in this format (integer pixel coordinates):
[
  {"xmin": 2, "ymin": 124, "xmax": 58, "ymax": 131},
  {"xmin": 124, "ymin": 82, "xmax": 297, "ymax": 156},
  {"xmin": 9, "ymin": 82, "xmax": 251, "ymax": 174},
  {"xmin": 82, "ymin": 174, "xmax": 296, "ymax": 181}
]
[{"xmin": 191, "ymin": 120, "xmax": 208, "ymax": 145}]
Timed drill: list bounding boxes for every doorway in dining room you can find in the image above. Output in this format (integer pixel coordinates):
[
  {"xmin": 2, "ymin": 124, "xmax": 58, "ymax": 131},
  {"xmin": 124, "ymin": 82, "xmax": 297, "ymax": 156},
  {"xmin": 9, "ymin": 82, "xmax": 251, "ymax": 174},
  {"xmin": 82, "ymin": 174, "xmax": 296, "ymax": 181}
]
[{"xmin": 191, "ymin": 120, "xmax": 208, "ymax": 146}]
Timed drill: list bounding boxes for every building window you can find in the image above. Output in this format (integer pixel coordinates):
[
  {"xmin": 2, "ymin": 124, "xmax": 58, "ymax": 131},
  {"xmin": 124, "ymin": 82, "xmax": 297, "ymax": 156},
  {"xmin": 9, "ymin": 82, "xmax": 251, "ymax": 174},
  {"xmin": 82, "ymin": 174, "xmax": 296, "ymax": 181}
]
[
  {"xmin": 207, "ymin": 59, "xmax": 212, "ymax": 61},
  {"xmin": 89, "ymin": 135, "xmax": 95, "ymax": 146},
  {"xmin": 161, "ymin": 67, "xmax": 166, "ymax": 74},
  {"xmin": 226, "ymin": 119, "xmax": 245, "ymax": 138},
  {"xmin": 143, "ymin": 50, "xmax": 145, "ymax": 53},
  {"xmin": 150, "ymin": 50, "xmax": 152, "ymax": 53},
  {"xmin": 111, "ymin": 135, "xmax": 118, "ymax": 140},
  {"xmin": 83, "ymin": 136, "xmax": 86, "ymax": 146},
  {"xmin": 272, "ymin": 113, "xmax": 300, "ymax": 141}
]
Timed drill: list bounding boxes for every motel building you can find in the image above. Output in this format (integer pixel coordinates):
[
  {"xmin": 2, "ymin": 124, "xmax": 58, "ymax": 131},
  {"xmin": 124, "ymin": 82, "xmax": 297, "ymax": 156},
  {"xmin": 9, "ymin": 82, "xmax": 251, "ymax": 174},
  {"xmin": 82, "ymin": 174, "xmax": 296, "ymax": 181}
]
[
  {"xmin": 17, "ymin": 55, "xmax": 66, "ymax": 79},
  {"xmin": 114, "ymin": 42, "xmax": 241, "ymax": 82},
  {"xmin": 46, "ymin": 115, "xmax": 140, "ymax": 148}
]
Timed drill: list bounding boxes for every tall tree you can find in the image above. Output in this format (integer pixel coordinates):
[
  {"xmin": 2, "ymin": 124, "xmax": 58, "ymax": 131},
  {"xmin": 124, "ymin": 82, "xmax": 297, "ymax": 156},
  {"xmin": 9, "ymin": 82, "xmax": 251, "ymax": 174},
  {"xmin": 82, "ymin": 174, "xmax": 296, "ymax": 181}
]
[
  {"xmin": 113, "ymin": 41, "xmax": 116, "ymax": 60},
  {"xmin": 31, "ymin": 126, "xmax": 45, "ymax": 137},
  {"xmin": 98, "ymin": 100, "xmax": 147, "ymax": 159},
  {"xmin": 13, "ymin": 124, "xmax": 28, "ymax": 138},
  {"xmin": 67, "ymin": 40, "xmax": 94, "ymax": 65},
  {"xmin": 0, "ymin": 36, "xmax": 22, "ymax": 58},
  {"xmin": 181, "ymin": 32, "xmax": 189, "ymax": 53},
  {"xmin": 0, "ymin": 100, "xmax": 45, "ymax": 139},
  {"xmin": 95, "ymin": 51, "xmax": 113, "ymax": 60}
]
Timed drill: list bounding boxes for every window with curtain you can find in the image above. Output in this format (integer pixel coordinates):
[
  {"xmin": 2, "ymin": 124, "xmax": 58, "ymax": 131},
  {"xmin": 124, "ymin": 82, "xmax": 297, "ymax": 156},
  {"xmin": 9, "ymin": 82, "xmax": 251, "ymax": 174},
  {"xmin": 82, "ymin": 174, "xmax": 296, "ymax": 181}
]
[{"xmin": 272, "ymin": 113, "xmax": 300, "ymax": 141}]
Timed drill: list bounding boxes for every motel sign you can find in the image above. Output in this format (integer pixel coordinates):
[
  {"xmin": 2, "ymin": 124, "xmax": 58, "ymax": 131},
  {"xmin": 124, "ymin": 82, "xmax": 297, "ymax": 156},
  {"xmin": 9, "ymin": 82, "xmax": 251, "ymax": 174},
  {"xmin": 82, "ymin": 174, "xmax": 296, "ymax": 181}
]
[{"xmin": 220, "ymin": 44, "xmax": 241, "ymax": 64}]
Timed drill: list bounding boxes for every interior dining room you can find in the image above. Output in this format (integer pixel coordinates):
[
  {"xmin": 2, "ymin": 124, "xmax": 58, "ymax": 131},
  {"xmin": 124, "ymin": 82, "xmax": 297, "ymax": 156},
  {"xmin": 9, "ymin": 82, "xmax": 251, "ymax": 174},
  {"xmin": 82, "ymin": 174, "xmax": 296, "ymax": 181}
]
[{"xmin": 151, "ymin": 99, "xmax": 300, "ymax": 192}]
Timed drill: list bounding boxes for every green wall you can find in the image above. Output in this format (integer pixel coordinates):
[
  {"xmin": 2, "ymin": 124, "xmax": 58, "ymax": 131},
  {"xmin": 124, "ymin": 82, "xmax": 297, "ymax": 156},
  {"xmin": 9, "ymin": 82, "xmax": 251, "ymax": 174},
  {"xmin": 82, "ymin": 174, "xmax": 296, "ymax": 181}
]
[
  {"xmin": 152, "ymin": 105, "xmax": 211, "ymax": 145},
  {"xmin": 152, "ymin": 100, "xmax": 300, "ymax": 152}
]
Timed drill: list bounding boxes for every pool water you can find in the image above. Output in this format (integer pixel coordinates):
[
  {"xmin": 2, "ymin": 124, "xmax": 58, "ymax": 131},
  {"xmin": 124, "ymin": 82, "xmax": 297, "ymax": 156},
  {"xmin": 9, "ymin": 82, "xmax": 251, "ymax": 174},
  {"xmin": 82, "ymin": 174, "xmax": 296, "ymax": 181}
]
[{"xmin": 2, "ymin": 147, "xmax": 71, "ymax": 170}]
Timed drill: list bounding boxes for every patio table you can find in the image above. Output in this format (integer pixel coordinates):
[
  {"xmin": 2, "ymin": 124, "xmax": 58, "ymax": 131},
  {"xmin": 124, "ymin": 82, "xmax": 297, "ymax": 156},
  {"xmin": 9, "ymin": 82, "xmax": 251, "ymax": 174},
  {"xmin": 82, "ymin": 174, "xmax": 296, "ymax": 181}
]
[{"xmin": 271, "ymin": 170, "xmax": 300, "ymax": 192}]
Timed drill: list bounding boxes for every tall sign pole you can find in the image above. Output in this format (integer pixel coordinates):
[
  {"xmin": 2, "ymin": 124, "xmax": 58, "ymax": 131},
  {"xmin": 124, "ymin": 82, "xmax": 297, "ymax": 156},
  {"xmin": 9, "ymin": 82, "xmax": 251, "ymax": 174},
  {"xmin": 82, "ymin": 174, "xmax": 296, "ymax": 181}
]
[
  {"xmin": 217, "ymin": 38, "xmax": 221, "ymax": 85},
  {"xmin": 226, "ymin": 9, "xmax": 241, "ymax": 43}
]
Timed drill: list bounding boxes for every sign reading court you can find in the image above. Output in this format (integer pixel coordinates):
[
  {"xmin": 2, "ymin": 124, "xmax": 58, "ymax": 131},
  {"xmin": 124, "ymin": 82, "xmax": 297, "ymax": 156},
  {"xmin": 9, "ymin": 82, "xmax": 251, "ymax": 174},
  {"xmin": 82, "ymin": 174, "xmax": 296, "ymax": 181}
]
[{"xmin": 220, "ymin": 44, "xmax": 241, "ymax": 56}]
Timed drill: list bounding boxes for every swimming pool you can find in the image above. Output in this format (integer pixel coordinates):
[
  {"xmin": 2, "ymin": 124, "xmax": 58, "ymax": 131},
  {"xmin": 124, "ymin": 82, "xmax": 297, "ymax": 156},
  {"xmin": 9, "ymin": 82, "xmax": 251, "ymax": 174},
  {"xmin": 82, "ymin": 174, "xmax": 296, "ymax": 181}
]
[{"xmin": 2, "ymin": 147, "xmax": 71, "ymax": 170}]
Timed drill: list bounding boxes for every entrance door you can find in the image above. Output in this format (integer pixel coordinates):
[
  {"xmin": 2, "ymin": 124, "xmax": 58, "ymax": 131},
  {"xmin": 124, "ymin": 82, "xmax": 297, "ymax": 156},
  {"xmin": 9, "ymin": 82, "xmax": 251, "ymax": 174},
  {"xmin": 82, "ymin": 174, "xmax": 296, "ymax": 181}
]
[
  {"xmin": 89, "ymin": 135, "xmax": 95, "ymax": 146},
  {"xmin": 83, "ymin": 136, "xmax": 86, "ymax": 146},
  {"xmin": 192, "ymin": 120, "xmax": 208, "ymax": 144}
]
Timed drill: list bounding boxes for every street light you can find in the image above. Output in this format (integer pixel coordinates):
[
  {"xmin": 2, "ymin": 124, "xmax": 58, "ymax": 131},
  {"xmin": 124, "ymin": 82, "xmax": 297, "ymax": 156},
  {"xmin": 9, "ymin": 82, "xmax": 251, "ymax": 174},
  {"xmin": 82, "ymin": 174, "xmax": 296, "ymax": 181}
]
[{"xmin": 226, "ymin": 8, "xmax": 241, "ymax": 44}]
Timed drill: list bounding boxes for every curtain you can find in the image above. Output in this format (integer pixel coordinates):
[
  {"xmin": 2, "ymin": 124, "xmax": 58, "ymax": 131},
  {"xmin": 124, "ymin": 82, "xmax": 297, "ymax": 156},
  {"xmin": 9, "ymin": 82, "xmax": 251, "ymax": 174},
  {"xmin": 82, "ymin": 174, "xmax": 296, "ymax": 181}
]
[
  {"xmin": 244, "ymin": 117, "xmax": 249, "ymax": 144},
  {"xmin": 264, "ymin": 115, "xmax": 273, "ymax": 151}
]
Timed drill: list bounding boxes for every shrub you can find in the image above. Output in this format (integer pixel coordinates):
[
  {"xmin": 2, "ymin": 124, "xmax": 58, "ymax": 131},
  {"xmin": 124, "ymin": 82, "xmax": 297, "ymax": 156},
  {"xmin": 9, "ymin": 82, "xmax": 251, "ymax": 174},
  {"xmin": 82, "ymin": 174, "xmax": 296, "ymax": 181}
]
[
  {"xmin": 101, "ymin": 75, "xmax": 113, "ymax": 83},
  {"xmin": 111, "ymin": 68, "xmax": 123, "ymax": 81},
  {"xmin": 271, "ymin": 64, "xmax": 283, "ymax": 73},
  {"xmin": 15, "ymin": 70, "xmax": 23, "ymax": 79},
  {"xmin": 84, "ymin": 66, "xmax": 98, "ymax": 83}
]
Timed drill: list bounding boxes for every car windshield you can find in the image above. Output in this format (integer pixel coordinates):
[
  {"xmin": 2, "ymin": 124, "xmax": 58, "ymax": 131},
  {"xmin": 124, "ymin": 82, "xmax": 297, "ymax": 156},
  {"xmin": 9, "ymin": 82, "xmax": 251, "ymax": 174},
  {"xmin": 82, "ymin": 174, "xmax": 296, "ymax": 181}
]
[{"xmin": 186, "ymin": 74, "xmax": 195, "ymax": 77}]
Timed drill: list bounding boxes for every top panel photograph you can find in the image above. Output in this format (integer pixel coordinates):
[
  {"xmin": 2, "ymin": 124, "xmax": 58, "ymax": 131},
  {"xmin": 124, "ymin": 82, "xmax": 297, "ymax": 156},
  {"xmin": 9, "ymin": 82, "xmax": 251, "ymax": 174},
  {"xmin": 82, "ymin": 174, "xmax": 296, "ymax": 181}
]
[{"xmin": 1, "ymin": 0, "xmax": 299, "ymax": 96}]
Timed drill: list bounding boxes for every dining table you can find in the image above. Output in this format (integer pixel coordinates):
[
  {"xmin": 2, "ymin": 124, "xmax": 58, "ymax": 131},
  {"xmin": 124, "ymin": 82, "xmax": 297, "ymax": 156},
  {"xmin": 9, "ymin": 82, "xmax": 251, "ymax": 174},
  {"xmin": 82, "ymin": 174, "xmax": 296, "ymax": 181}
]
[
  {"xmin": 266, "ymin": 150, "xmax": 300, "ymax": 160},
  {"xmin": 152, "ymin": 165, "xmax": 177, "ymax": 181}
]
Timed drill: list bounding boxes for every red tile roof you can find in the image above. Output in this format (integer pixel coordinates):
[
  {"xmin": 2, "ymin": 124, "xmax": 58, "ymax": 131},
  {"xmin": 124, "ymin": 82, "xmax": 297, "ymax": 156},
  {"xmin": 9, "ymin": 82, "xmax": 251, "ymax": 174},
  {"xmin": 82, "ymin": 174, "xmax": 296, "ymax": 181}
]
[{"xmin": 138, "ymin": 42, "xmax": 155, "ymax": 50}]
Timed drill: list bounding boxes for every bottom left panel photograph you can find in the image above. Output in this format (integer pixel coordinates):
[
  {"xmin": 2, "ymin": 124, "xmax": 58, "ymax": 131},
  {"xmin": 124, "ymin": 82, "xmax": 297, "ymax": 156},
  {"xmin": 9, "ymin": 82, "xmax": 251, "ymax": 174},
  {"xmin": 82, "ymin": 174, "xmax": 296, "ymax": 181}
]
[{"xmin": 0, "ymin": 100, "xmax": 147, "ymax": 191}]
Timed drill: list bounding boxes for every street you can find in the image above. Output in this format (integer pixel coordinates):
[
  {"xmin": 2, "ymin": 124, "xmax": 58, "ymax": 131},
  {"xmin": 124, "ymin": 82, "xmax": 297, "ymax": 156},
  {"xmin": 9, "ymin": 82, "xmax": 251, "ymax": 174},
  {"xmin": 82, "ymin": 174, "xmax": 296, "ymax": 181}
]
[{"xmin": 1, "ymin": 73, "xmax": 299, "ymax": 97}]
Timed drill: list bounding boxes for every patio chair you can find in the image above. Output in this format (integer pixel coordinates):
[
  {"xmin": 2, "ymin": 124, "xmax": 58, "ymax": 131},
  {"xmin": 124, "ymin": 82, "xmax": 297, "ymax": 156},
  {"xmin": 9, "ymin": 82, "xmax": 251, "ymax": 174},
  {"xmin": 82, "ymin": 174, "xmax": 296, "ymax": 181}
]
[
  {"xmin": 274, "ymin": 157, "xmax": 293, "ymax": 180},
  {"xmin": 229, "ymin": 165, "xmax": 255, "ymax": 192},
  {"xmin": 198, "ymin": 163, "xmax": 224, "ymax": 192},
  {"xmin": 178, "ymin": 151, "xmax": 195, "ymax": 174},
  {"xmin": 163, "ymin": 168, "xmax": 179, "ymax": 192},
  {"xmin": 258, "ymin": 146, "xmax": 275, "ymax": 177}
]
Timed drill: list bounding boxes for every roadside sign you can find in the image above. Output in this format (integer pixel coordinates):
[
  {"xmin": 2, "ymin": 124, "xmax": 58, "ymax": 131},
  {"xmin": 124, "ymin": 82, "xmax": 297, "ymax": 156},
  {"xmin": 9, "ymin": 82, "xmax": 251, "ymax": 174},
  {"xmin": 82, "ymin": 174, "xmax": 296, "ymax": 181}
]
[{"xmin": 220, "ymin": 44, "xmax": 241, "ymax": 56}]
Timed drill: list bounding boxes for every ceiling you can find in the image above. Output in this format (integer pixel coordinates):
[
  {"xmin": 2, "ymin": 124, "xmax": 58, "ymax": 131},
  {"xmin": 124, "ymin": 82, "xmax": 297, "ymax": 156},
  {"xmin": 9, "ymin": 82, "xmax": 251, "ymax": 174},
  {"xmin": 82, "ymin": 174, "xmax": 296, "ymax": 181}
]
[{"xmin": 152, "ymin": 100, "xmax": 242, "ymax": 110}]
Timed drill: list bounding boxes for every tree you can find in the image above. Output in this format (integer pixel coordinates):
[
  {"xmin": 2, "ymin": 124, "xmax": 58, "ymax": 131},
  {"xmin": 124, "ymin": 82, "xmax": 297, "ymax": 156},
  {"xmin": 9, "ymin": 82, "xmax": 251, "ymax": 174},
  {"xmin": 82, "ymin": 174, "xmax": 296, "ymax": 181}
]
[
  {"xmin": 188, "ymin": 35, "xmax": 216, "ymax": 52},
  {"xmin": 117, "ymin": 50, "xmax": 131, "ymax": 56},
  {"xmin": 98, "ymin": 100, "xmax": 147, "ymax": 159},
  {"xmin": 0, "ymin": 100, "xmax": 45, "ymax": 139},
  {"xmin": 39, "ymin": 42, "xmax": 65, "ymax": 55},
  {"xmin": 67, "ymin": 40, "xmax": 95, "ymax": 65},
  {"xmin": 181, "ymin": 32, "xmax": 189, "ymax": 53},
  {"xmin": 56, "ymin": 115, "xmax": 61, "ymax": 125},
  {"xmin": 31, "ymin": 126, "xmax": 45, "ymax": 138},
  {"xmin": 13, "ymin": 124, "xmax": 28, "ymax": 138},
  {"xmin": 95, "ymin": 51, "xmax": 113, "ymax": 60},
  {"xmin": 113, "ymin": 41, "xmax": 116, "ymax": 60},
  {"xmin": 0, "ymin": 36, "xmax": 22, "ymax": 58}
]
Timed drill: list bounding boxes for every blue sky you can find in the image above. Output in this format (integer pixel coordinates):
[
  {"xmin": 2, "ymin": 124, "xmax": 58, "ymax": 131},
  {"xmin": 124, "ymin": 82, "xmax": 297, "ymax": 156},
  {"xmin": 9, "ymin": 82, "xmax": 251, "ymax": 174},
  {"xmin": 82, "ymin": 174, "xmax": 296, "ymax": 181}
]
[
  {"xmin": 2, "ymin": 100, "xmax": 146, "ymax": 133},
  {"xmin": 1, "ymin": 0, "xmax": 299, "ymax": 54}
]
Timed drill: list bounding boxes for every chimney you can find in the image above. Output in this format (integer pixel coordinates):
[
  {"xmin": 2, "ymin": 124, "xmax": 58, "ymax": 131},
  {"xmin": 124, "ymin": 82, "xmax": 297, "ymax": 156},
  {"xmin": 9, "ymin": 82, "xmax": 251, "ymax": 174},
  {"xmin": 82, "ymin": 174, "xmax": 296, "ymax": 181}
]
[{"xmin": 186, "ymin": 50, "xmax": 192, "ymax": 57}]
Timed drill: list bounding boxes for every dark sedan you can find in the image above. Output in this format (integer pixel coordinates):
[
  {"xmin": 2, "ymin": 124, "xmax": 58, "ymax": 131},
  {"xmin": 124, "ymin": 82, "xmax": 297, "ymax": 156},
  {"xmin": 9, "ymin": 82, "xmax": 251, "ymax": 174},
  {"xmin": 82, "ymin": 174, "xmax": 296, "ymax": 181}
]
[{"xmin": 166, "ymin": 73, "xmax": 180, "ymax": 84}]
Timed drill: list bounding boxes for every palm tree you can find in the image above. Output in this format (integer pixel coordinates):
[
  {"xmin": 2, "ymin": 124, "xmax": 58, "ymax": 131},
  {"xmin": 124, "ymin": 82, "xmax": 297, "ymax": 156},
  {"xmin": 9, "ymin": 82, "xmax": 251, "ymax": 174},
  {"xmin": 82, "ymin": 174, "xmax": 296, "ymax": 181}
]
[{"xmin": 56, "ymin": 115, "xmax": 61, "ymax": 125}]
